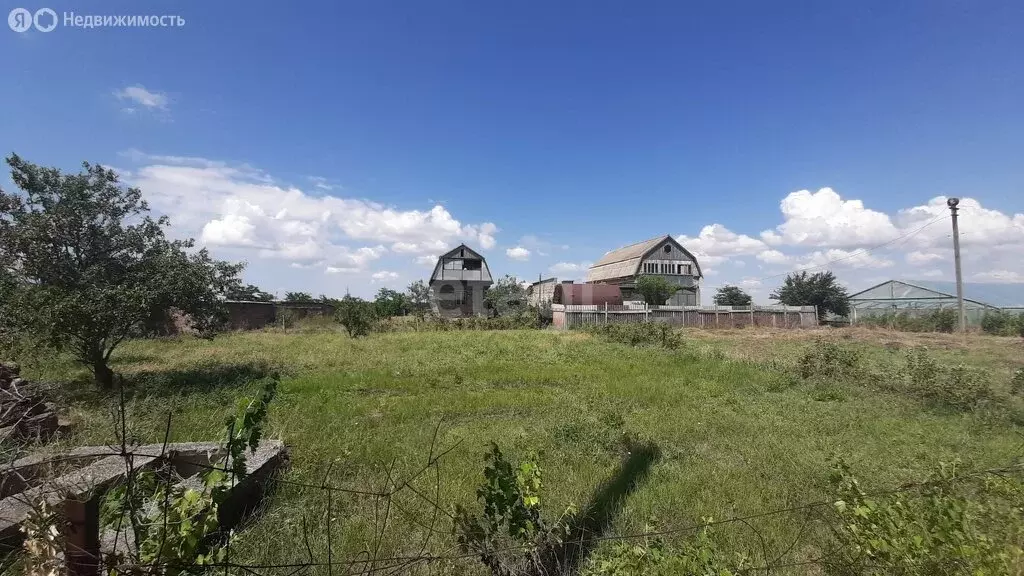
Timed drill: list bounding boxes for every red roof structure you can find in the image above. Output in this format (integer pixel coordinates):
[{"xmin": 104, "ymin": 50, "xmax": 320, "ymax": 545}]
[{"xmin": 553, "ymin": 283, "xmax": 623, "ymax": 306}]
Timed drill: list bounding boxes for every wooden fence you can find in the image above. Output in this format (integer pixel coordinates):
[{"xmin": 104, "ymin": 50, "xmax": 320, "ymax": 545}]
[{"xmin": 551, "ymin": 303, "xmax": 818, "ymax": 330}]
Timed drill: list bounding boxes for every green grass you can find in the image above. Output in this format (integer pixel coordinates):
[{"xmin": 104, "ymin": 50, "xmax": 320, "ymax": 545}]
[{"xmin": 8, "ymin": 327, "xmax": 1024, "ymax": 574}]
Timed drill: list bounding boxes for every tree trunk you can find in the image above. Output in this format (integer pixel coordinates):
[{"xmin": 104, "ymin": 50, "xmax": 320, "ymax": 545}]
[{"xmin": 91, "ymin": 356, "xmax": 114, "ymax": 389}]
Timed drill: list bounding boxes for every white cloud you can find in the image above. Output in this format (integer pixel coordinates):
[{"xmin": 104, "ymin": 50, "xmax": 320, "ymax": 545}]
[
  {"xmin": 905, "ymin": 250, "xmax": 945, "ymax": 266},
  {"xmin": 794, "ymin": 249, "xmax": 894, "ymax": 270},
  {"xmin": 506, "ymin": 246, "xmax": 530, "ymax": 261},
  {"xmin": 761, "ymin": 188, "xmax": 899, "ymax": 248},
  {"xmin": 756, "ymin": 249, "xmax": 789, "ymax": 265},
  {"xmin": 971, "ymin": 270, "xmax": 1024, "ymax": 283},
  {"xmin": 124, "ymin": 152, "xmax": 501, "ymax": 272},
  {"xmin": 371, "ymin": 271, "xmax": 400, "ymax": 282},
  {"xmin": 550, "ymin": 262, "xmax": 584, "ymax": 273},
  {"xmin": 114, "ymin": 85, "xmax": 169, "ymax": 111},
  {"xmin": 415, "ymin": 254, "xmax": 438, "ymax": 267},
  {"xmin": 679, "ymin": 224, "xmax": 766, "ymax": 259}
]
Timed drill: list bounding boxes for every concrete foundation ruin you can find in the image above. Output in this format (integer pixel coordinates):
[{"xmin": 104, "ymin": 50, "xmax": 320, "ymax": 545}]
[{"xmin": 0, "ymin": 440, "xmax": 288, "ymax": 574}]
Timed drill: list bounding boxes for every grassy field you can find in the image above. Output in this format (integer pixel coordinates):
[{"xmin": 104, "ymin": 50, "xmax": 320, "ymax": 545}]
[{"xmin": 9, "ymin": 326, "xmax": 1024, "ymax": 574}]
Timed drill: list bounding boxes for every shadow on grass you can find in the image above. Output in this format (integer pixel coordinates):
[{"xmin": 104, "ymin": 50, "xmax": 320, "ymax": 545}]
[
  {"xmin": 53, "ymin": 360, "xmax": 282, "ymax": 405},
  {"xmin": 124, "ymin": 360, "xmax": 281, "ymax": 397},
  {"xmin": 541, "ymin": 437, "xmax": 661, "ymax": 573}
]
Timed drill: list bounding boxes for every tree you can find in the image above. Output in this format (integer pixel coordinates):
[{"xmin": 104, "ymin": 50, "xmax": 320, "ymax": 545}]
[
  {"xmin": 770, "ymin": 271, "xmax": 850, "ymax": 320},
  {"xmin": 406, "ymin": 280, "xmax": 431, "ymax": 315},
  {"xmin": 713, "ymin": 285, "xmax": 752, "ymax": 306},
  {"xmin": 0, "ymin": 154, "xmax": 244, "ymax": 387},
  {"xmin": 335, "ymin": 294, "xmax": 374, "ymax": 337},
  {"xmin": 225, "ymin": 283, "xmax": 274, "ymax": 302},
  {"xmin": 373, "ymin": 288, "xmax": 409, "ymax": 318},
  {"xmin": 284, "ymin": 291, "xmax": 314, "ymax": 302},
  {"xmin": 484, "ymin": 275, "xmax": 527, "ymax": 317},
  {"xmin": 634, "ymin": 275, "xmax": 680, "ymax": 305}
]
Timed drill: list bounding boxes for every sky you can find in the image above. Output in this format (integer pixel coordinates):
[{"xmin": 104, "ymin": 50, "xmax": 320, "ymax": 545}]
[{"xmin": 2, "ymin": 1, "xmax": 1023, "ymax": 301}]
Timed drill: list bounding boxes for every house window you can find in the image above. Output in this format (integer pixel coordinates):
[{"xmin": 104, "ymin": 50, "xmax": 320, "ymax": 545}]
[
  {"xmin": 664, "ymin": 245, "xmax": 671, "ymax": 254},
  {"xmin": 678, "ymin": 263, "xmax": 692, "ymax": 275},
  {"xmin": 438, "ymin": 285, "xmax": 462, "ymax": 310}
]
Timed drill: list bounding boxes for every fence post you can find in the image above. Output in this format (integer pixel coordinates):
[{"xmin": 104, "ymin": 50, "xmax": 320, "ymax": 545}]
[
  {"xmin": 645, "ymin": 302, "xmax": 650, "ymax": 323},
  {"xmin": 750, "ymin": 306, "xmax": 754, "ymax": 328},
  {"xmin": 604, "ymin": 302, "xmax": 608, "ymax": 324}
]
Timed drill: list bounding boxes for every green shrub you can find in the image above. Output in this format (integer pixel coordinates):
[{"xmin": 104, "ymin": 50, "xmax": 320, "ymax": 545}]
[
  {"xmin": 335, "ymin": 295, "xmax": 375, "ymax": 337},
  {"xmin": 828, "ymin": 459, "xmax": 1024, "ymax": 575},
  {"xmin": 1011, "ymin": 368, "xmax": 1024, "ymax": 396},
  {"xmin": 859, "ymin": 308, "xmax": 957, "ymax": 333},
  {"xmin": 901, "ymin": 347, "xmax": 998, "ymax": 411},
  {"xmin": 585, "ymin": 322, "xmax": 683, "ymax": 350},
  {"xmin": 796, "ymin": 339, "xmax": 861, "ymax": 380},
  {"xmin": 981, "ymin": 310, "xmax": 1019, "ymax": 336}
]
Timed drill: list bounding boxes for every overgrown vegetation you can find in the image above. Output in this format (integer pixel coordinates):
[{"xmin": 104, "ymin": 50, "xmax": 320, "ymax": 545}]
[
  {"xmin": 981, "ymin": 310, "xmax": 1024, "ymax": 336},
  {"xmin": 828, "ymin": 459, "xmax": 1024, "ymax": 575},
  {"xmin": 584, "ymin": 322, "xmax": 683, "ymax": 349},
  {"xmin": 857, "ymin": 308, "xmax": 958, "ymax": 333},
  {"xmin": 335, "ymin": 294, "xmax": 375, "ymax": 337},
  {"xmin": 581, "ymin": 522, "xmax": 747, "ymax": 576},
  {"xmin": 7, "ymin": 328, "xmax": 1024, "ymax": 573},
  {"xmin": 455, "ymin": 444, "xmax": 573, "ymax": 576}
]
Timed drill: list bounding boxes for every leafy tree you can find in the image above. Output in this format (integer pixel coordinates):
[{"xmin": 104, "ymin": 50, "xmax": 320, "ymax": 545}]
[
  {"xmin": 335, "ymin": 294, "xmax": 374, "ymax": 337},
  {"xmin": 484, "ymin": 275, "xmax": 527, "ymax": 317},
  {"xmin": 634, "ymin": 275, "xmax": 680, "ymax": 305},
  {"xmin": 713, "ymin": 285, "xmax": 752, "ymax": 306},
  {"xmin": 373, "ymin": 287, "xmax": 409, "ymax": 318},
  {"xmin": 770, "ymin": 270, "xmax": 850, "ymax": 320},
  {"xmin": 284, "ymin": 291, "xmax": 314, "ymax": 302},
  {"xmin": 225, "ymin": 283, "xmax": 274, "ymax": 302},
  {"xmin": 0, "ymin": 154, "xmax": 243, "ymax": 387},
  {"xmin": 406, "ymin": 280, "xmax": 431, "ymax": 315}
]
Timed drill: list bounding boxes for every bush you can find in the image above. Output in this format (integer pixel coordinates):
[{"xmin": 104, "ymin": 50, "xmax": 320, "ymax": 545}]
[
  {"xmin": 859, "ymin": 308, "xmax": 957, "ymax": 333},
  {"xmin": 901, "ymin": 347, "xmax": 998, "ymax": 411},
  {"xmin": 335, "ymin": 295, "xmax": 374, "ymax": 337},
  {"xmin": 796, "ymin": 339, "xmax": 862, "ymax": 380},
  {"xmin": 585, "ymin": 322, "xmax": 683, "ymax": 350},
  {"xmin": 1011, "ymin": 368, "xmax": 1024, "ymax": 396},
  {"xmin": 829, "ymin": 459, "xmax": 1024, "ymax": 575},
  {"xmin": 981, "ymin": 310, "xmax": 1019, "ymax": 336}
]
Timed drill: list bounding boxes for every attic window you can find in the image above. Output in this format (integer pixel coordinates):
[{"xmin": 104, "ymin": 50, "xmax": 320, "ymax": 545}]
[
  {"xmin": 664, "ymin": 245, "xmax": 671, "ymax": 254},
  {"xmin": 463, "ymin": 259, "xmax": 482, "ymax": 271}
]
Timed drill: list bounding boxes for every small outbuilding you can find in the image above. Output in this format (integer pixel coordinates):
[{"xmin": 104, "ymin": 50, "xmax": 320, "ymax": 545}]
[{"xmin": 429, "ymin": 244, "xmax": 493, "ymax": 318}]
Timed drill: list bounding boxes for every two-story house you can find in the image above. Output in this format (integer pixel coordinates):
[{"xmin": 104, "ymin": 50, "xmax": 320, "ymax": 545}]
[
  {"xmin": 429, "ymin": 244, "xmax": 493, "ymax": 317},
  {"xmin": 585, "ymin": 235, "xmax": 703, "ymax": 305}
]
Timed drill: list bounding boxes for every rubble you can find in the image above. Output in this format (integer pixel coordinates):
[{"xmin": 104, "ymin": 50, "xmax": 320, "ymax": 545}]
[{"xmin": 0, "ymin": 361, "xmax": 60, "ymax": 443}]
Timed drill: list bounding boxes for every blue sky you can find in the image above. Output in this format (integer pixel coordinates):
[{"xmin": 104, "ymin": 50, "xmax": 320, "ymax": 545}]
[{"xmin": 3, "ymin": 1, "xmax": 1023, "ymax": 300}]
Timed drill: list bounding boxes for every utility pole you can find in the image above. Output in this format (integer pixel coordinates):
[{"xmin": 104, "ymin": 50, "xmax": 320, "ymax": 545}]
[{"xmin": 947, "ymin": 197, "xmax": 966, "ymax": 333}]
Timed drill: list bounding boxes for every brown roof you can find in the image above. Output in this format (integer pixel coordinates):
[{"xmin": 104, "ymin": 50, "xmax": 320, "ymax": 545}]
[
  {"xmin": 591, "ymin": 236, "xmax": 668, "ymax": 267},
  {"xmin": 587, "ymin": 235, "xmax": 703, "ymax": 282}
]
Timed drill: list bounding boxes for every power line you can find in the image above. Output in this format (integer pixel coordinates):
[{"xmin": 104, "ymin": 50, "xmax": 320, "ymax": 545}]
[{"xmin": 702, "ymin": 213, "xmax": 949, "ymax": 293}]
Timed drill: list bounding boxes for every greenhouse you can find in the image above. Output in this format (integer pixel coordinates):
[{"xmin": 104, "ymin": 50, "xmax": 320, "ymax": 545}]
[{"xmin": 848, "ymin": 279, "xmax": 1024, "ymax": 326}]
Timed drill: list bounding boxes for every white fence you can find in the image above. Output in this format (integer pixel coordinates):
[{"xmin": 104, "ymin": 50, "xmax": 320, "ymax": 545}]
[{"xmin": 551, "ymin": 303, "xmax": 818, "ymax": 330}]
